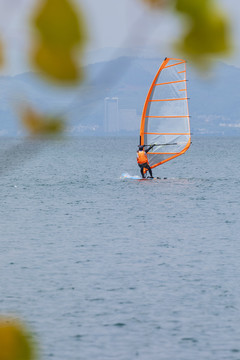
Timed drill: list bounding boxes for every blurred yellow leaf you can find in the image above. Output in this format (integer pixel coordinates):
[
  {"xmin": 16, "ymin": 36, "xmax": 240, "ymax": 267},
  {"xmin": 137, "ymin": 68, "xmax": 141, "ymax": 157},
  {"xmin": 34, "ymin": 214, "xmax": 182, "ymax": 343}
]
[
  {"xmin": 174, "ymin": 0, "xmax": 231, "ymax": 65},
  {"xmin": 32, "ymin": 42, "xmax": 82, "ymax": 83},
  {"xmin": 21, "ymin": 106, "xmax": 65, "ymax": 136},
  {"xmin": 175, "ymin": 0, "xmax": 208, "ymax": 17},
  {"xmin": 0, "ymin": 319, "xmax": 35, "ymax": 360},
  {"xmin": 33, "ymin": 0, "xmax": 86, "ymax": 50},
  {"xmin": 30, "ymin": 0, "xmax": 87, "ymax": 83},
  {"xmin": 0, "ymin": 38, "xmax": 4, "ymax": 68}
]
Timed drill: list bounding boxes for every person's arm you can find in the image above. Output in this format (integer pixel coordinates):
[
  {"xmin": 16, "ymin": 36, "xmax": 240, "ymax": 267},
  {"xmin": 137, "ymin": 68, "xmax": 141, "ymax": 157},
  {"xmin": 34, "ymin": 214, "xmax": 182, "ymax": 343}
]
[{"xmin": 145, "ymin": 144, "xmax": 155, "ymax": 153}]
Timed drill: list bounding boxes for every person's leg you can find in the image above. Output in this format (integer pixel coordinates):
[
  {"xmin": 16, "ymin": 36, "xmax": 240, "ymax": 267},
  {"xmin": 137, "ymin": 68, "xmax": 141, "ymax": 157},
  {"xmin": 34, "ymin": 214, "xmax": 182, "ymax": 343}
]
[
  {"xmin": 147, "ymin": 164, "xmax": 153, "ymax": 177},
  {"xmin": 138, "ymin": 164, "xmax": 145, "ymax": 178}
]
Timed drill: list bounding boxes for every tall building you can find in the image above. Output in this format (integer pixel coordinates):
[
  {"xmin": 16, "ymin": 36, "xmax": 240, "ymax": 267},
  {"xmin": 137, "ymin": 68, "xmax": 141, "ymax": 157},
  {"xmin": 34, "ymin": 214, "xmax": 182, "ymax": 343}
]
[{"xmin": 104, "ymin": 97, "xmax": 119, "ymax": 133}]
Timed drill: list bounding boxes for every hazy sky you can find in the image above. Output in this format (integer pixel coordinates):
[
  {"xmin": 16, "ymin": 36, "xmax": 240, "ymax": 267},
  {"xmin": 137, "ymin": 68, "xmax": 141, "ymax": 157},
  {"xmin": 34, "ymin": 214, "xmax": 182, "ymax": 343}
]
[
  {"xmin": 80, "ymin": 0, "xmax": 176, "ymax": 50},
  {"xmin": 0, "ymin": 0, "xmax": 240, "ymax": 74},
  {"xmin": 79, "ymin": 0, "xmax": 240, "ymax": 66}
]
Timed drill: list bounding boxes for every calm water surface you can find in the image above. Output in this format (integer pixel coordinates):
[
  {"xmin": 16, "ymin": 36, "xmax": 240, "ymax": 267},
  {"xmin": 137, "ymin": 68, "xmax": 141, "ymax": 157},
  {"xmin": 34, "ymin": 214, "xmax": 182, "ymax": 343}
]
[{"xmin": 0, "ymin": 136, "xmax": 240, "ymax": 360}]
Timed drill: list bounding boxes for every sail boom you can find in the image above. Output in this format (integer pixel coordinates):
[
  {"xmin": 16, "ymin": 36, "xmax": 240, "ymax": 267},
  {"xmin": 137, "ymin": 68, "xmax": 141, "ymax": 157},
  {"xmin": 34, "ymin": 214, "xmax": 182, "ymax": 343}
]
[{"xmin": 148, "ymin": 152, "xmax": 181, "ymax": 155}]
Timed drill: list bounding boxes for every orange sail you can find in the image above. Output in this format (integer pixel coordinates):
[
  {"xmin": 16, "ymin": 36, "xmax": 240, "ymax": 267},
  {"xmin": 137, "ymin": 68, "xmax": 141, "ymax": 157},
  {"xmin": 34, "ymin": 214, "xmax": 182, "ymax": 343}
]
[{"xmin": 140, "ymin": 57, "xmax": 191, "ymax": 169}]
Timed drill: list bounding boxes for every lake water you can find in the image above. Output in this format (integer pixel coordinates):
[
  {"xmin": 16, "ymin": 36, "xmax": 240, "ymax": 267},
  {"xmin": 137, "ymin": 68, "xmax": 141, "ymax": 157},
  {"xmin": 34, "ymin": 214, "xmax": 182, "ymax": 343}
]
[{"xmin": 0, "ymin": 136, "xmax": 240, "ymax": 360}]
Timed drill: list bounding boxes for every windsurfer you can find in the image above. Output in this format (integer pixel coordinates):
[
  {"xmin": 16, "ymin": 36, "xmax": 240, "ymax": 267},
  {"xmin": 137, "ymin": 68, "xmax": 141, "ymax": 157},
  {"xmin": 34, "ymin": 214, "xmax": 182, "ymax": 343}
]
[{"xmin": 137, "ymin": 144, "xmax": 155, "ymax": 178}]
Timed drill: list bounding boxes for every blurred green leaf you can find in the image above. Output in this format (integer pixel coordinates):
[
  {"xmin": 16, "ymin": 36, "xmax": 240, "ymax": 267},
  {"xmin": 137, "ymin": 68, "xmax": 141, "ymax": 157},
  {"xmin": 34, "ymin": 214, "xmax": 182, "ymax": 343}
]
[
  {"xmin": 30, "ymin": 0, "xmax": 87, "ymax": 83},
  {"xmin": 138, "ymin": 0, "xmax": 231, "ymax": 67},
  {"xmin": 33, "ymin": 0, "xmax": 86, "ymax": 50},
  {"xmin": 21, "ymin": 106, "xmax": 65, "ymax": 136},
  {"xmin": 32, "ymin": 42, "xmax": 82, "ymax": 83},
  {"xmin": 174, "ymin": 0, "xmax": 231, "ymax": 66},
  {"xmin": 0, "ymin": 38, "xmax": 4, "ymax": 68},
  {"xmin": 175, "ymin": 0, "xmax": 208, "ymax": 17},
  {"xmin": 0, "ymin": 319, "xmax": 36, "ymax": 360}
]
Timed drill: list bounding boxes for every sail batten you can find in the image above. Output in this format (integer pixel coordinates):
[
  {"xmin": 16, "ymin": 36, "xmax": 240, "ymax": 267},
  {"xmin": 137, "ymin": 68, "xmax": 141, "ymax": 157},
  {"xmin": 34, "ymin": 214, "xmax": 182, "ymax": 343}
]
[
  {"xmin": 145, "ymin": 115, "xmax": 189, "ymax": 118},
  {"xmin": 139, "ymin": 57, "xmax": 191, "ymax": 169},
  {"xmin": 155, "ymin": 79, "xmax": 186, "ymax": 86},
  {"xmin": 165, "ymin": 61, "xmax": 185, "ymax": 68},
  {"xmin": 149, "ymin": 98, "xmax": 188, "ymax": 102},
  {"xmin": 145, "ymin": 132, "xmax": 190, "ymax": 135}
]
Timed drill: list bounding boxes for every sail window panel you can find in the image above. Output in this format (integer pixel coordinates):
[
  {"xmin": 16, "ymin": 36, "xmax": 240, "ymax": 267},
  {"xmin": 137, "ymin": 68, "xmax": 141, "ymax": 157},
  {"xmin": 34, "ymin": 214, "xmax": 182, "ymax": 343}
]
[
  {"xmin": 146, "ymin": 133, "xmax": 189, "ymax": 149},
  {"xmin": 148, "ymin": 153, "xmax": 173, "ymax": 167},
  {"xmin": 156, "ymin": 70, "xmax": 182, "ymax": 85},
  {"xmin": 165, "ymin": 59, "xmax": 180, "ymax": 67},
  {"xmin": 147, "ymin": 117, "xmax": 189, "ymax": 134},
  {"xmin": 144, "ymin": 132, "xmax": 161, "ymax": 147},
  {"xmin": 146, "ymin": 99, "xmax": 188, "ymax": 117},
  {"xmin": 165, "ymin": 59, "xmax": 185, "ymax": 68},
  {"xmin": 151, "ymin": 81, "xmax": 186, "ymax": 100},
  {"xmin": 175, "ymin": 63, "xmax": 186, "ymax": 74},
  {"xmin": 145, "ymin": 134, "xmax": 190, "ymax": 165},
  {"xmin": 157, "ymin": 64, "xmax": 185, "ymax": 84},
  {"xmin": 155, "ymin": 134, "xmax": 190, "ymax": 151},
  {"xmin": 164, "ymin": 61, "xmax": 186, "ymax": 74}
]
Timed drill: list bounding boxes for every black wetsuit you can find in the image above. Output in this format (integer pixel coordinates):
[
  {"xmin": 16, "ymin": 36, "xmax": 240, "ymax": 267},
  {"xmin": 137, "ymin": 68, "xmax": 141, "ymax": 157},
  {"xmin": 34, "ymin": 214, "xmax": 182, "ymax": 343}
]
[{"xmin": 138, "ymin": 145, "xmax": 154, "ymax": 178}]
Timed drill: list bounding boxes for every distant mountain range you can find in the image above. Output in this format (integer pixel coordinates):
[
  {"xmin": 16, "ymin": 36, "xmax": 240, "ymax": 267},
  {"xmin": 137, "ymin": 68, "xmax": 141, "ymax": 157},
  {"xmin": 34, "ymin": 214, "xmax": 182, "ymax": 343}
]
[{"xmin": 0, "ymin": 56, "xmax": 240, "ymax": 136}]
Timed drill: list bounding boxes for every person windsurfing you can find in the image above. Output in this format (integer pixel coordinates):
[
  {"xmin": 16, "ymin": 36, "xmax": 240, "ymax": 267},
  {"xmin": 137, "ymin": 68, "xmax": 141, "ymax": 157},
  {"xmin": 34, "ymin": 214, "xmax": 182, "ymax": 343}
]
[{"xmin": 137, "ymin": 144, "xmax": 155, "ymax": 178}]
